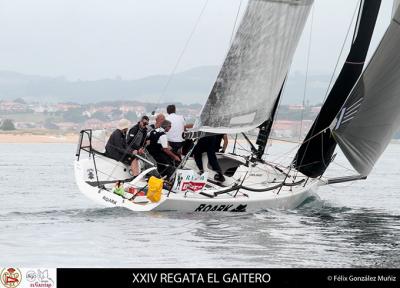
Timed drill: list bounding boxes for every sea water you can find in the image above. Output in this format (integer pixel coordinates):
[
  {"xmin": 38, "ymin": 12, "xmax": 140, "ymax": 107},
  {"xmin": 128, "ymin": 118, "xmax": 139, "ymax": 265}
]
[{"xmin": 0, "ymin": 142, "xmax": 399, "ymax": 267}]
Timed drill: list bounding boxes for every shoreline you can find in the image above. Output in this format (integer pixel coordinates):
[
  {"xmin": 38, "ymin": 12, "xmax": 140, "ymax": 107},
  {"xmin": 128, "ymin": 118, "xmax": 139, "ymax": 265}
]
[
  {"xmin": 1, "ymin": 132, "xmax": 399, "ymax": 145},
  {"xmin": 0, "ymin": 132, "xmax": 289, "ymax": 144},
  {"xmin": 0, "ymin": 132, "xmax": 78, "ymax": 143}
]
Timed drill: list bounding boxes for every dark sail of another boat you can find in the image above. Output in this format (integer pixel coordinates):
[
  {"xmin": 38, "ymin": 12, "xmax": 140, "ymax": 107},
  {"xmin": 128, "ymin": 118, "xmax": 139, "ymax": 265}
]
[{"xmin": 293, "ymin": 0, "xmax": 382, "ymax": 178}]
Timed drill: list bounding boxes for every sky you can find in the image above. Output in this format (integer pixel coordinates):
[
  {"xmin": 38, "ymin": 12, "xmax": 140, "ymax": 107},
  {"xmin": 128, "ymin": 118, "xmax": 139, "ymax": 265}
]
[{"xmin": 0, "ymin": 0, "xmax": 394, "ymax": 81}]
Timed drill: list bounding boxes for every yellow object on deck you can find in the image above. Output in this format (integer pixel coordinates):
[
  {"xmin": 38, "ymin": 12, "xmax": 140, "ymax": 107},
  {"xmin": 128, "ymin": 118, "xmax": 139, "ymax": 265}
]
[{"xmin": 147, "ymin": 176, "xmax": 163, "ymax": 202}]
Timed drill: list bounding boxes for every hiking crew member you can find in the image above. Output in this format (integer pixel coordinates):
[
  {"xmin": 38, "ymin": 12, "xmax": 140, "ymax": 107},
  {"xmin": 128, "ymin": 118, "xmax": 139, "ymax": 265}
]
[
  {"xmin": 147, "ymin": 120, "xmax": 180, "ymax": 178},
  {"xmin": 126, "ymin": 115, "xmax": 149, "ymax": 176},
  {"xmin": 165, "ymin": 104, "xmax": 193, "ymax": 154},
  {"xmin": 105, "ymin": 118, "xmax": 134, "ymax": 166}
]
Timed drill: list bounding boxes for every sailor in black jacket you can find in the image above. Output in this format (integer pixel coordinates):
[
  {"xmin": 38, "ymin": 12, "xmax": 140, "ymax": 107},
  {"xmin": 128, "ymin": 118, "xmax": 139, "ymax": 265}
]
[
  {"xmin": 126, "ymin": 116, "xmax": 149, "ymax": 176},
  {"xmin": 147, "ymin": 120, "xmax": 180, "ymax": 178},
  {"xmin": 105, "ymin": 119, "xmax": 132, "ymax": 164},
  {"xmin": 127, "ymin": 116, "xmax": 149, "ymax": 150}
]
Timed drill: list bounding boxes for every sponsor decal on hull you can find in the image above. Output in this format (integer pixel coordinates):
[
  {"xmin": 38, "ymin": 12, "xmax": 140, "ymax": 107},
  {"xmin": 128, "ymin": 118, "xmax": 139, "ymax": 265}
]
[
  {"xmin": 194, "ymin": 204, "xmax": 247, "ymax": 212},
  {"xmin": 173, "ymin": 170, "xmax": 208, "ymax": 193}
]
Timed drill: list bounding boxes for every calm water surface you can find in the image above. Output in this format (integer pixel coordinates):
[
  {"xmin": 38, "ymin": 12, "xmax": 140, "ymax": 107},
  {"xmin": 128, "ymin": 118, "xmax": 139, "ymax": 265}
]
[{"xmin": 0, "ymin": 143, "xmax": 399, "ymax": 267}]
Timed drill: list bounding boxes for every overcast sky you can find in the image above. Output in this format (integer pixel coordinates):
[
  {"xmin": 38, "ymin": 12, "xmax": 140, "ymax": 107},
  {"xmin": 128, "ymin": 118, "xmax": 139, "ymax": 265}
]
[{"xmin": 0, "ymin": 0, "xmax": 394, "ymax": 81}]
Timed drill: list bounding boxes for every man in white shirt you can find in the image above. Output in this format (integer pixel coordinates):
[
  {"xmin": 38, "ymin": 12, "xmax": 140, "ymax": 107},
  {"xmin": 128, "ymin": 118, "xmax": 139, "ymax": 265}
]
[{"xmin": 165, "ymin": 104, "xmax": 193, "ymax": 154}]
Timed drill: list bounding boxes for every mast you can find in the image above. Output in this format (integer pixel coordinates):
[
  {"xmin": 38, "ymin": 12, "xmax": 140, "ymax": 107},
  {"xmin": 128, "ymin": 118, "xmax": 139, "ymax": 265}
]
[
  {"xmin": 293, "ymin": 0, "xmax": 382, "ymax": 178},
  {"xmin": 255, "ymin": 80, "xmax": 285, "ymax": 160}
]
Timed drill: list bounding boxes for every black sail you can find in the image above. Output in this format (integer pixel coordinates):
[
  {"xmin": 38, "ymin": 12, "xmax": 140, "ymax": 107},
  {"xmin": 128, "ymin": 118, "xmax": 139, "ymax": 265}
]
[
  {"xmin": 334, "ymin": 5, "xmax": 400, "ymax": 176},
  {"xmin": 255, "ymin": 79, "xmax": 285, "ymax": 160},
  {"xmin": 293, "ymin": 0, "xmax": 381, "ymax": 178}
]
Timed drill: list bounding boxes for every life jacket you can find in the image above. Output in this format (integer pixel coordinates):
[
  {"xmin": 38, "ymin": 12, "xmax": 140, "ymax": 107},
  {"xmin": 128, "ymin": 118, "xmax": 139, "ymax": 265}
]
[{"xmin": 147, "ymin": 129, "xmax": 165, "ymax": 156}]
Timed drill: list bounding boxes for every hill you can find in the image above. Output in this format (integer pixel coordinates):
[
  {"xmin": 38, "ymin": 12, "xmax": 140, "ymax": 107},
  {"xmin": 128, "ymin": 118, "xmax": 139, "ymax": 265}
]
[{"xmin": 0, "ymin": 67, "xmax": 331, "ymax": 105}]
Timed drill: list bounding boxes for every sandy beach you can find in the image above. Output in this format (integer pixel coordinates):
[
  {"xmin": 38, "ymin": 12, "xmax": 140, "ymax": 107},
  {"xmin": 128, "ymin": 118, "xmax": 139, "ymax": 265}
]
[{"xmin": 0, "ymin": 132, "xmax": 78, "ymax": 143}]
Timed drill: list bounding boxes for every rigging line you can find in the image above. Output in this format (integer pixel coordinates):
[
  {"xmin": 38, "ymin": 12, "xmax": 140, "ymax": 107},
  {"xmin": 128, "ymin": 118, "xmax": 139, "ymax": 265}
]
[
  {"xmin": 234, "ymin": 147, "xmax": 252, "ymax": 153},
  {"xmin": 323, "ymin": 0, "xmax": 361, "ymax": 103},
  {"xmin": 329, "ymin": 158, "xmax": 356, "ymax": 173},
  {"xmin": 296, "ymin": 0, "xmax": 361, "ymax": 167},
  {"xmin": 233, "ymin": 133, "xmax": 238, "ymax": 154},
  {"xmin": 268, "ymin": 137, "xmax": 301, "ymax": 144},
  {"xmin": 298, "ymin": 5, "xmax": 314, "ymax": 144},
  {"xmin": 153, "ymin": 0, "xmax": 209, "ymax": 113},
  {"xmin": 320, "ymin": 130, "xmax": 327, "ymax": 168},
  {"xmin": 269, "ymin": 145, "xmax": 301, "ymax": 166},
  {"xmin": 329, "ymin": 165, "xmax": 355, "ymax": 175},
  {"xmin": 229, "ymin": 0, "xmax": 244, "ymax": 45},
  {"xmin": 264, "ymin": 80, "xmax": 288, "ymax": 159},
  {"xmin": 231, "ymin": 138, "xmax": 253, "ymax": 154},
  {"xmin": 101, "ymin": 138, "xmax": 184, "ymax": 181},
  {"xmin": 294, "ymin": 6, "xmax": 315, "ymax": 179},
  {"xmin": 235, "ymin": 125, "xmax": 331, "ymax": 166},
  {"xmin": 103, "ymin": 134, "xmax": 151, "ymax": 182}
]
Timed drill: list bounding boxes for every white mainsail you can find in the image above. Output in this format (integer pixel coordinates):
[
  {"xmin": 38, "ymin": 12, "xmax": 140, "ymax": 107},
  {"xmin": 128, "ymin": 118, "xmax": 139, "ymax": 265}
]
[
  {"xmin": 393, "ymin": 0, "xmax": 400, "ymax": 16},
  {"xmin": 195, "ymin": 0, "xmax": 313, "ymax": 134},
  {"xmin": 333, "ymin": 6, "xmax": 400, "ymax": 176}
]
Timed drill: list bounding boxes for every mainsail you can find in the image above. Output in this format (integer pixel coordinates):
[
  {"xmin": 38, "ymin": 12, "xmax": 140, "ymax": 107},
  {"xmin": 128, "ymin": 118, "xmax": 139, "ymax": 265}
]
[
  {"xmin": 293, "ymin": 0, "xmax": 381, "ymax": 178},
  {"xmin": 195, "ymin": 0, "xmax": 313, "ymax": 134},
  {"xmin": 333, "ymin": 6, "xmax": 400, "ymax": 177},
  {"xmin": 394, "ymin": 0, "xmax": 400, "ymax": 17}
]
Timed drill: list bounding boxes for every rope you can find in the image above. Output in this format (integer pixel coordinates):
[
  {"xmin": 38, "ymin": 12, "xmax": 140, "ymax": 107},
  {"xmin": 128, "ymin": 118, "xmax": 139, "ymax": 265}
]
[
  {"xmin": 298, "ymin": 5, "xmax": 314, "ymax": 143},
  {"xmin": 291, "ymin": 6, "xmax": 314, "ymax": 179},
  {"xmin": 229, "ymin": 0, "xmax": 243, "ymax": 45},
  {"xmin": 153, "ymin": 0, "xmax": 209, "ymax": 113},
  {"xmin": 268, "ymin": 137, "xmax": 301, "ymax": 144},
  {"xmin": 296, "ymin": 0, "xmax": 361, "ymax": 170},
  {"xmin": 322, "ymin": 0, "xmax": 361, "ymax": 105},
  {"xmin": 87, "ymin": 128, "xmax": 182, "ymax": 183},
  {"xmin": 329, "ymin": 159, "xmax": 356, "ymax": 174}
]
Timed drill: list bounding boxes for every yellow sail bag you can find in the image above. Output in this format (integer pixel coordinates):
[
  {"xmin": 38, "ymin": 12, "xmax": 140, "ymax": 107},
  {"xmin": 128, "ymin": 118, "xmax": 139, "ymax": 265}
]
[{"xmin": 146, "ymin": 176, "xmax": 164, "ymax": 202}]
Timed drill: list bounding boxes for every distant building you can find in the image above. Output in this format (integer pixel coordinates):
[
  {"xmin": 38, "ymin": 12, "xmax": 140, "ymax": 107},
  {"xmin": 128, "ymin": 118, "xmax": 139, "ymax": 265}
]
[
  {"xmin": 0, "ymin": 101, "xmax": 29, "ymax": 113},
  {"xmin": 15, "ymin": 122, "xmax": 37, "ymax": 129},
  {"xmin": 93, "ymin": 106, "xmax": 114, "ymax": 113},
  {"xmin": 272, "ymin": 120, "xmax": 313, "ymax": 139},
  {"xmin": 288, "ymin": 104, "xmax": 305, "ymax": 111},
  {"xmin": 57, "ymin": 122, "xmax": 80, "ymax": 131},
  {"xmin": 83, "ymin": 119, "xmax": 113, "ymax": 130},
  {"xmin": 311, "ymin": 106, "xmax": 322, "ymax": 113},
  {"xmin": 55, "ymin": 103, "xmax": 81, "ymax": 111}
]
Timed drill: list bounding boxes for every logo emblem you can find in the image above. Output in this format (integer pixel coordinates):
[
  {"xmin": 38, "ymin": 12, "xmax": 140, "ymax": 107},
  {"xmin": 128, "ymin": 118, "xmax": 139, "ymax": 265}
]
[
  {"xmin": 1, "ymin": 268, "xmax": 22, "ymax": 288},
  {"xmin": 87, "ymin": 169, "xmax": 95, "ymax": 180},
  {"xmin": 25, "ymin": 271, "xmax": 36, "ymax": 282},
  {"xmin": 25, "ymin": 270, "xmax": 55, "ymax": 288}
]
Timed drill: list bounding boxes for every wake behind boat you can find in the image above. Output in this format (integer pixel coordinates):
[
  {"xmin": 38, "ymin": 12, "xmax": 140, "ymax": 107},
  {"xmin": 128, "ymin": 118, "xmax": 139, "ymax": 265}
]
[{"xmin": 75, "ymin": 0, "xmax": 400, "ymax": 212}]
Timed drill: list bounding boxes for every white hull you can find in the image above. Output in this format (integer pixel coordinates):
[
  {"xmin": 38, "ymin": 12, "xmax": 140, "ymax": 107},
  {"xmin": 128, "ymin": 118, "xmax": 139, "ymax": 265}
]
[{"xmin": 74, "ymin": 153, "xmax": 320, "ymax": 213}]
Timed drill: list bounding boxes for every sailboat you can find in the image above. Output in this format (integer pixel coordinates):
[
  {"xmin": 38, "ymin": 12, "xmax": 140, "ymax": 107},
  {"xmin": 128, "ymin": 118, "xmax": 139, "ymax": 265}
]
[{"xmin": 74, "ymin": 0, "xmax": 400, "ymax": 212}]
